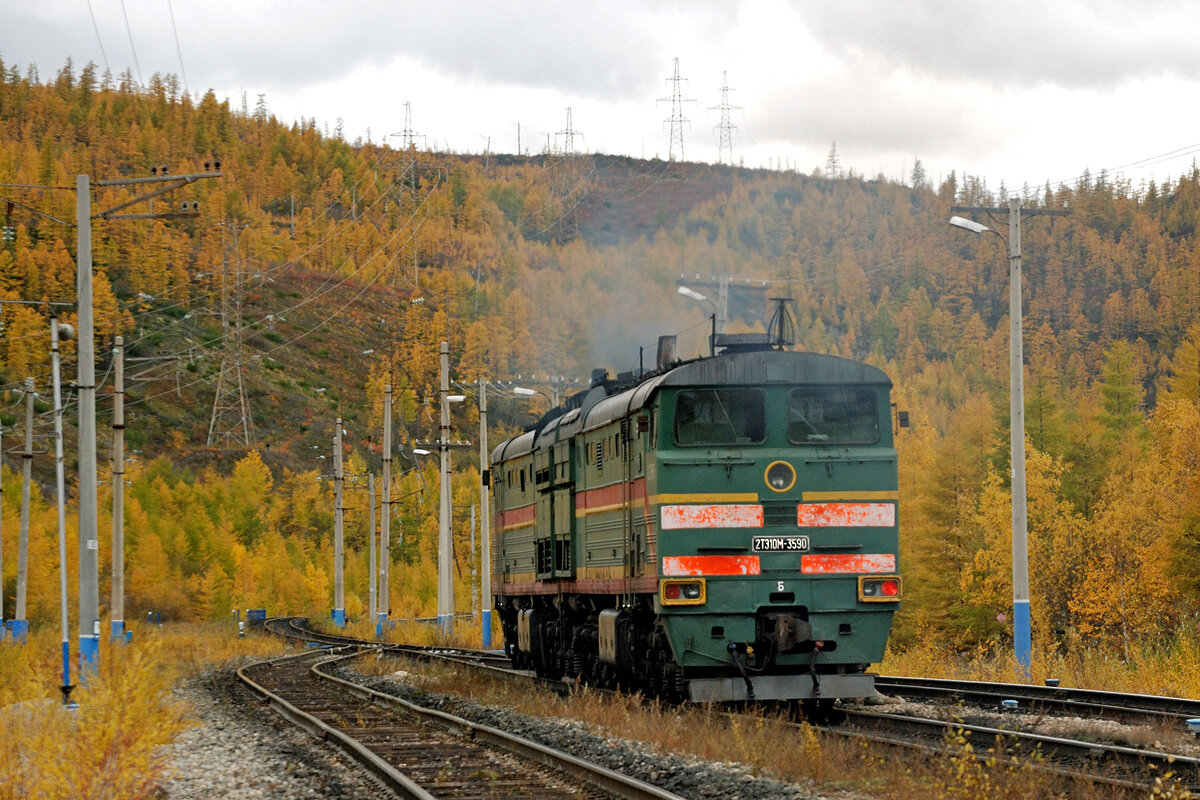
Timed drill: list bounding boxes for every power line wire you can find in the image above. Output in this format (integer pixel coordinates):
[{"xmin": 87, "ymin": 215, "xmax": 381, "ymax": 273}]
[
  {"xmin": 118, "ymin": 0, "xmax": 144, "ymax": 87},
  {"xmin": 165, "ymin": 0, "xmax": 189, "ymax": 94},
  {"xmin": 85, "ymin": 0, "xmax": 113, "ymax": 77}
]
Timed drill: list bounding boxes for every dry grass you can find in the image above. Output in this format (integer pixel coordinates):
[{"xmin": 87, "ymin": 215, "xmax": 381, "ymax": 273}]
[
  {"xmin": 880, "ymin": 634, "xmax": 1200, "ymax": 700},
  {"xmin": 0, "ymin": 622, "xmax": 288, "ymax": 799}
]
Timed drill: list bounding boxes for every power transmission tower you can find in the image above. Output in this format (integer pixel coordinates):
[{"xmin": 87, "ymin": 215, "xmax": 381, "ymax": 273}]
[
  {"xmin": 556, "ymin": 107, "xmax": 582, "ymax": 156},
  {"xmin": 711, "ymin": 71, "xmax": 741, "ymax": 166},
  {"xmin": 395, "ymin": 100, "xmax": 419, "ymax": 150},
  {"xmin": 207, "ymin": 224, "xmax": 254, "ymax": 447},
  {"xmin": 658, "ymin": 57, "xmax": 694, "ymax": 161},
  {"xmin": 390, "ymin": 101, "xmax": 426, "ymax": 285},
  {"xmin": 549, "ymin": 107, "xmax": 588, "ymax": 238}
]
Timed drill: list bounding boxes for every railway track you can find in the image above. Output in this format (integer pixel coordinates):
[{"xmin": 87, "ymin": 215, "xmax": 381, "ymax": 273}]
[
  {"xmin": 875, "ymin": 674, "xmax": 1200, "ymax": 726},
  {"xmin": 245, "ymin": 622, "xmax": 685, "ymax": 800},
  {"xmin": 267, "ymin": 620, "xmax": 1200, "ymax": 794},
  {"xmin": 835, "ymin": 706, "xmax": 1200, "ymax": 792}
]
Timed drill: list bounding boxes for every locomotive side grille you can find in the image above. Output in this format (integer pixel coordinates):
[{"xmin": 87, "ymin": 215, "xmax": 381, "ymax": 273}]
[{"xmin": 762, "ymin": 501, "xmax": 797, "ymax": 526}]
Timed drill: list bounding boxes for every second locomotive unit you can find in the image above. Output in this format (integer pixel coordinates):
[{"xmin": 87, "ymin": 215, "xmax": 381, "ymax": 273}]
[{"xmin": 490, "ymin": 327, "xmax": 901, "ymax": 707}]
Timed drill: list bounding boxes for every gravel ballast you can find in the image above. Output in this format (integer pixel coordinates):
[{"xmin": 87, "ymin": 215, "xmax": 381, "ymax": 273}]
[
  {"xmin": 341, "ymin": 662, "xmax": 831, "ymax": 800},
  {"xmin": 161, "ymin": 656, "xmax": 843, "ymax": 800},
  {"xmin": 159, "ymin": 661, "xmax": 394, "ymax": 800}
]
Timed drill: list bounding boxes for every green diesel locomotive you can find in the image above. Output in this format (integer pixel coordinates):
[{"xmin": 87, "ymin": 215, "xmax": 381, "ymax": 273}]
[{"xmin": 491, "ymin": 335, "xmax": 901, "ymax": 708}]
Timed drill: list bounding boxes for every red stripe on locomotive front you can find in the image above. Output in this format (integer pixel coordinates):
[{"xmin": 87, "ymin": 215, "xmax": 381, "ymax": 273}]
[
  {"xmin": 797, "ymin": 502, "xmax": 895, "ymax": 527},
  {"xmin": 800, "ymin": 553, "xmax": 897, "ymax": 574},
  {"xmin": 660, "ymin": 504, "xmax": 763, "ymax": 529},
  {"xmin": 662, "ymin": 555, "xmax": 762, "ymax": 576}
]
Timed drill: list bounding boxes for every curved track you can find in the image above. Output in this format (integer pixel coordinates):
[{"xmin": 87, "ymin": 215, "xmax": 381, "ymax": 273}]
[
  {"xmin": 279, "ymin": 621, "xmax": 1200, "ymax": 794},
  {"xmin": 245, "ymin": 620, "xmax": 685, "ymax": 800}
]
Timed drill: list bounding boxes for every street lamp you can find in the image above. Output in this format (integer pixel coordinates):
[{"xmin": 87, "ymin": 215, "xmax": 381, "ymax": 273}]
[
  {"xmin": 677, "ymin": 284, "xmax": 721, "ymax": 327},
  {"xmin": 949, "ymin": 202, "xmax": 1031, "ymax": 676},
  {"xmin": 677, "ymin": 285, "xmax": 724, "ymax": 357},
  {"xmin": 948, "ymin": 215, "xmax": 989, "ymax": 235}
]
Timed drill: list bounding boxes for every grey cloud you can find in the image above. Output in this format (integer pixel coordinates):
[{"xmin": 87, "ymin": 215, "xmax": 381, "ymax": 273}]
[
  {"xmin": 752, "ymin": 67, "xmax": 1006, "ymax": 161},
  {"xmin": 187, "ymin": 1, "xmax": 739, "ymax": 101},
  {"xmin": 792, "ymin": 0, "xmax": 1200, "ymax": 89}
]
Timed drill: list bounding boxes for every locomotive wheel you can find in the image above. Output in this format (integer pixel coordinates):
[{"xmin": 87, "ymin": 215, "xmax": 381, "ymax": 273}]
[{"xmin": 799, "ymin": 698, "xmax": 845, "ymax": 725}]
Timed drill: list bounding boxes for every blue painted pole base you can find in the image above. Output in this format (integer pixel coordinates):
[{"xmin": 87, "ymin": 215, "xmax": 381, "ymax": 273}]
[
  {"xmin": 61, "ymin": 639, "xmax": 72, "ymax": 694},
  {"xmin": 437, "ymin": 614, "xmax": 452, "ymax": 637},
  {"xmin": 111, "ymin": 620, "xmax": 125, "ymax": 642},
  {"xmin": 481, "ymin": 609, "xmax": 492, "ymax": 650},
  {"xmin": 1013, "ymin": 599, "xmax": 1032, "ymax": 679},
  {"xmin": 10, "ymin": 619, "xmax": 29, "ymax": 643},
  {"xmin": 331, "ymin": 608, "xmax": 346, "ymax": 628},
  {"xmin": 79, "ymin": 634, "xmax": 100, "ymax": 682}
]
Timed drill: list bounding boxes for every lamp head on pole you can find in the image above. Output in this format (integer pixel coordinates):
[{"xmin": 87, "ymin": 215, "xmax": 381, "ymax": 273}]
[{"xmin": 949, "ymin": 216, "xmax": 990, "ymax": 235}]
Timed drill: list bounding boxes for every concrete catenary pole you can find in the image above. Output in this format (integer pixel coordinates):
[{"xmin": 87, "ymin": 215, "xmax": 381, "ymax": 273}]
[
  {"xmin": 76, "ymin": 175, "xmax": 101, "ymax": 670},
  {"xmin": 1006, "ymin": 197, "xmax": 1030, "ymax": 675},
  {"xmin": 0, "ymin": 422, "xmax": 5, "ymax": 638},
  {"xmin": 437, "ymin": 342, "xmax": 454, "ymax": 634},
  {"xmin": 380, "ymin": 383, "xmax": 392, "ymax": 635},
  {"xmin": 13, "ymin": 378, "xmax": 34, "ymax": 642},
  {"xmin": 478, "ymin": 378, "xmax": 492, "ymax": 649},
  {"xmin": 950, "ymin": 198, "xmax": 1065, "ymax": 678},
  {"xmin": 368, "ymin": 473, "xmax": 376, "ymax": 631},
  {"xmin": 470, "ymin": 503, "xmax": 477, "ymax": 622},
  {"xmin": 51, "ymin": 318, "xmax": 74, "ymax": 700},
  {"xmin": 111, "ymin": 336, "xmax": 125, "ymax": 640},
  {"xmin": 332, "ymin": 418, "xmax": 345, "ymax": 627},
  {"xmin": 1, "ymin": 424, "xmax": 4, "ymax": 638}
]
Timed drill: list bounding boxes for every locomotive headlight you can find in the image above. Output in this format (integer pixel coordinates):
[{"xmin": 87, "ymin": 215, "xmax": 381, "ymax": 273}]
[
  {"xmin": 660, "ymin": 578, "xmax": 706, "ymax": 606},
  {"xmin": 764, "ymin": 460, "xmax": 797, "ymax": 493},
  {"xmin": 858, "ymin": 576, "xmax": 902, "ymax": 602}
]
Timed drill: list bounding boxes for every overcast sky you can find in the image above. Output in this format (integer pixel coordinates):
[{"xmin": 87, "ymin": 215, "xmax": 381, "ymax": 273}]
[{"xmin": 7, "ymin": 1, "xmax": 1200, "ymax": 193}]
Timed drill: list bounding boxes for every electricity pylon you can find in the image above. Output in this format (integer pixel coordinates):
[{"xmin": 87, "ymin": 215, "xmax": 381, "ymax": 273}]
[{"xmin": 207, "ymin": 223, "xmax": 253, "ymax": 447}]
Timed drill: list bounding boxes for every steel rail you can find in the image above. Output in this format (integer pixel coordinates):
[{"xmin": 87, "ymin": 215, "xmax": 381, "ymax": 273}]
[
  {"xmin": 841, "ymin": 707, "xmax": 1200, "ymax": 791},
  {"xmin": 264, "ymin": 621, "xmax": 1200, "ymax": 793},
  {"xmin": 253, "ymin": 619, "xmax": 687, "ymax": 800},
  {"xmin": 311, "ymin": 653, "xmax": 685, "ymax": 800},
  {"xmin": 876, "ymin": 674, "xmax": 1200, "ymax": 723},
  {"xmin": 381, "ymin": 643, "xmax": 1172, "ymax": 793},
  {"xmin": 236, "ymin": 648, "xmax": 436, "ymax": 800}
]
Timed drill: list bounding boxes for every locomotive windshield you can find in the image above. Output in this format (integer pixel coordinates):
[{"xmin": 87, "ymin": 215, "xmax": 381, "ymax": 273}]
[
  {"xmin": 787, "ymin": 387, "xmax": 880, "ymax": 444},
  {"xmin": 674, "ymin": 389, "xmax": 766, "ymax": 446}
]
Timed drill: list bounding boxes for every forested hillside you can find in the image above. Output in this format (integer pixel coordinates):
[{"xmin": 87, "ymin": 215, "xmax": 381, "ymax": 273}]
[{"xmin": 1, "ymin": 60, "xmax": 1198, "ymax": 657}]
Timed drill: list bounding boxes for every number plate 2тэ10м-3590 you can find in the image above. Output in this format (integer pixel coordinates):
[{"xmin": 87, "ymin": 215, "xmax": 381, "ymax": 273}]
[{"xmin": 751, "ymin": 535, "xmax": 811, "ymax": 552}]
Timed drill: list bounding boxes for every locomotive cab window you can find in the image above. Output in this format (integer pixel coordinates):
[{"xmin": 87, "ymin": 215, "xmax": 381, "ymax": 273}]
[
  {"xmin": 674, "ymin": 389, "xmax": 766, "ymax": 446},
  {"xmin": 787, "ymin": 387, "xmax": 880, "ymax": 444}
]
